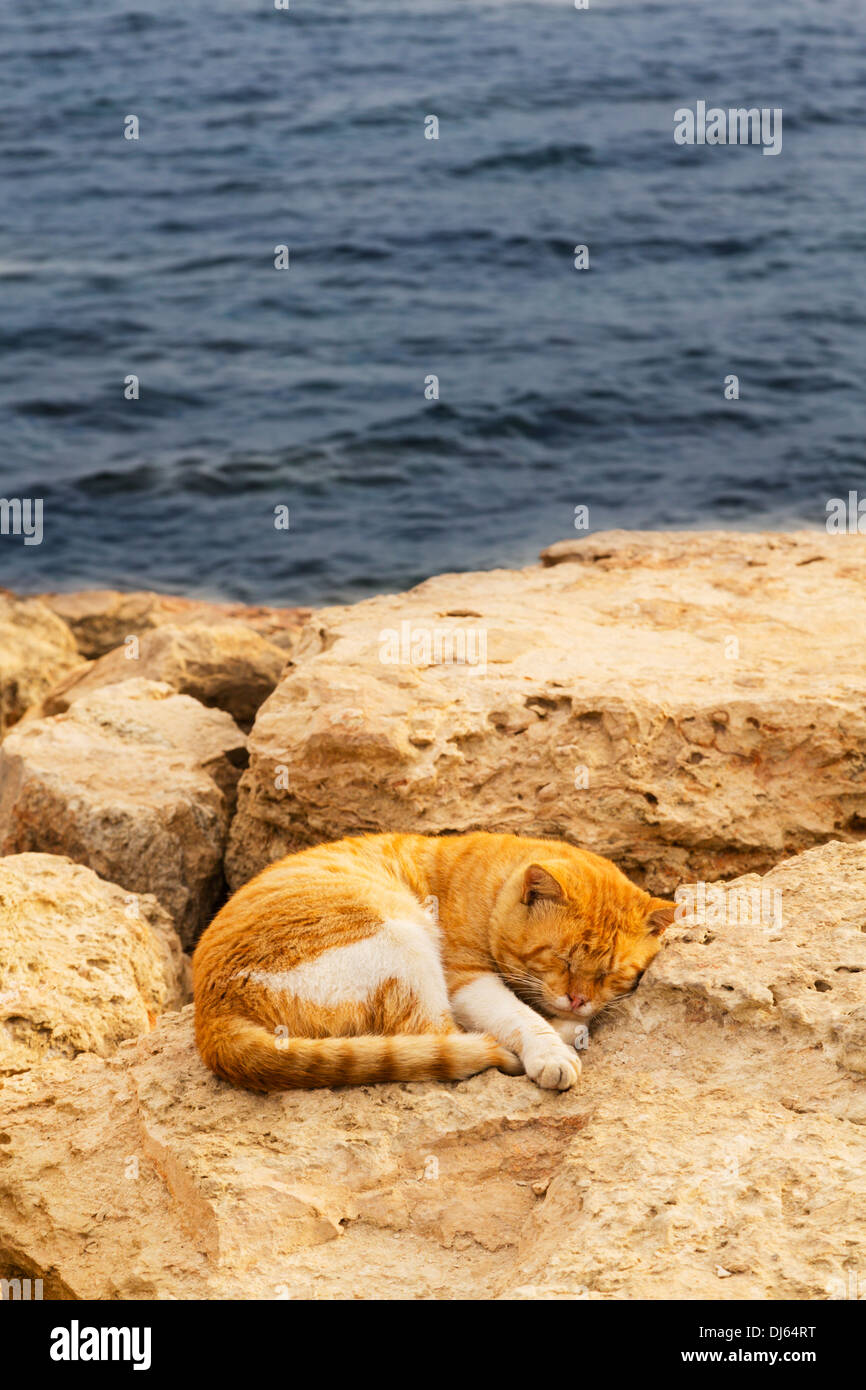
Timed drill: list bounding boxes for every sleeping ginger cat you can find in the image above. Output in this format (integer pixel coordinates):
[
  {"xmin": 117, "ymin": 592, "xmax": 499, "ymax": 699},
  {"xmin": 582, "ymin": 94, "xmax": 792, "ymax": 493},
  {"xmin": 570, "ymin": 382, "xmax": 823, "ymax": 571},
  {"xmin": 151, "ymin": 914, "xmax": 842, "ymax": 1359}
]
[{"xmin": 193, "ymin": 831, "xmax": 674, "ymax": 1092}]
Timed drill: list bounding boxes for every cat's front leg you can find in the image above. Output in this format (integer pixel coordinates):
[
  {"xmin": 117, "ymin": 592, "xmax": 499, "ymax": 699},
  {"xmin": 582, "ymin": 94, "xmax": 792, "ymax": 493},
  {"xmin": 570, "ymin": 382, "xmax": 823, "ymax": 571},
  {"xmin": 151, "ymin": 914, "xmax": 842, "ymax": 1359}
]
[
  {"xmin": 551, "ymin": 1016, "xmax": 589, "ymax": 1050},
  {"xmin": 450, "ymin": 972, "xmax": 580, "ymax": 1090}
]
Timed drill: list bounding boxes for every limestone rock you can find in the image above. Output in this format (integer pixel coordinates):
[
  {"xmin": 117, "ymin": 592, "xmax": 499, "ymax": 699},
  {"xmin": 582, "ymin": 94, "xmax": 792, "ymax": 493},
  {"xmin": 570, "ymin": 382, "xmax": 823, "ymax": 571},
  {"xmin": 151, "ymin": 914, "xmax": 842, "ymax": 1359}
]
[
  {"xmin": 0, "ymin": 680, "xmax": 247, "ymax": 946},
  {"xmin": 226, "ymin": 530, "xmax": 866, "ymax": 894},
  {"xmin": 0, "ymin": 591, "xmax": 79, "ymax": 737},
  {"xmin": 0, "ymin": 840, "xmax": 863, "ymax": 1299},
  {"xmin": 0, "ymin": 853, "xmax": 188, "ymax": 1077},
  {"xmin": 31, "ymin": 622, "xmax": 287, "ymax": 731},
  {"xmin": 39, "ymin": 589, "xmax": 311, "ymax": 659}
]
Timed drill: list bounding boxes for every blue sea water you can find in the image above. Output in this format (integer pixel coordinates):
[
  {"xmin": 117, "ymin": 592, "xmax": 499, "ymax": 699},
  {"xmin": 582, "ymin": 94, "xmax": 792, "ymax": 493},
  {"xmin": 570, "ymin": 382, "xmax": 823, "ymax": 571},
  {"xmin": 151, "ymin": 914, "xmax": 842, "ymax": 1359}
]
[{"xmin": 0, "ymin": 0, "xmax": 864, "ymax": 605}]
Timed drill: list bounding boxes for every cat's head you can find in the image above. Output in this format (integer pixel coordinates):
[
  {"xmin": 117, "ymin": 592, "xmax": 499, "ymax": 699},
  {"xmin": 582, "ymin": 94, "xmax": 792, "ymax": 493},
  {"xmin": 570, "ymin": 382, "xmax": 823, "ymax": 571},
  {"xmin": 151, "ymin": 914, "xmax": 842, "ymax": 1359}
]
[{"xmin": 494, "ymin": 851, "xmax": 675, "ymax": 1022}]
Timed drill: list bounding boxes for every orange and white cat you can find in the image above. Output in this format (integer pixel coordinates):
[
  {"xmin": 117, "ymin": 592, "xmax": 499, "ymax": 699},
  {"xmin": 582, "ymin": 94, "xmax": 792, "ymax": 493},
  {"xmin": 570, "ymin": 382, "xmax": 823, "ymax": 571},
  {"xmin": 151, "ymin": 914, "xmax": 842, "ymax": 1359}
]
[{"xmin": 193, "ymin": 831, "xmax": 674, "ymax": 1092}]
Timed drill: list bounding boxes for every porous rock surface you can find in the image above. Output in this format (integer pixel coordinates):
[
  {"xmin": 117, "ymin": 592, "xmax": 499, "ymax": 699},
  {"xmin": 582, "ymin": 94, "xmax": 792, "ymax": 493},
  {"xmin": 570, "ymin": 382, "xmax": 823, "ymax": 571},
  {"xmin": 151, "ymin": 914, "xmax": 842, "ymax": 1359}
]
[
  {"xmin": 0, "ymin": 679, "xmax": 246, "ymax": 946},
  {"xmin": 227, "ymin": 530, "xmax": 866, "ymax": 894},
  {"xmin": 0, "ymin": 591, "xmax": 80, "ymax": 736},
  {"xmin": 0, "ymin": 841, "xmax": 863, "ymax": 1300},
  {"xmin": 29, "ymin": 621, "xmax": 287, "ymax": 731},
  {"xmin": 0, "ymin": 853, "xmax": 188, "ymax": 1077},
  {"xmin": 38, "ymin": 588, "xmax": 310, "ymax": 659}
]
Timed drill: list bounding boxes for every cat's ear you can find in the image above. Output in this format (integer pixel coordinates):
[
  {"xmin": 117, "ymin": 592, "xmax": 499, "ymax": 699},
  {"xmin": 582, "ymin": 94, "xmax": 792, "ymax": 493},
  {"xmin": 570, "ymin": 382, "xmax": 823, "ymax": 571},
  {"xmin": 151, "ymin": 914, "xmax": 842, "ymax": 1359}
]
[
  {"xmin": 521, "ymin": 863, "xmax": 564, "ymax": 906},
  {"xmin": 645, "ymin": 898, "xmax": 676, "ymax": 936}
]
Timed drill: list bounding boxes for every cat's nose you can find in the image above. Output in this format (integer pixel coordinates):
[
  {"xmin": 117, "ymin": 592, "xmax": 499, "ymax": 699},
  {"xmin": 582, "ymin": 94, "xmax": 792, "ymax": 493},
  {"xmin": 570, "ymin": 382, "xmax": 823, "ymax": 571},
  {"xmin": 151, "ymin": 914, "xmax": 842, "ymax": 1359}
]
[{"xmin": 569, "ymin": 993, "xmax": 588, "ymax": 1011}]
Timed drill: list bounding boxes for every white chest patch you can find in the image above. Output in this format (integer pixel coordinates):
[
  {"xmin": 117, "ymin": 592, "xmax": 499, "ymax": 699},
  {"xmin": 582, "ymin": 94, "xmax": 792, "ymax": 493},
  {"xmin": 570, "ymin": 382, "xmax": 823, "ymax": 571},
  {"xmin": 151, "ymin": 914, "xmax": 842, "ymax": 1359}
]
[{"xmin": 238, "ymin": 912, "xmax": 450, "ymax": 1018}]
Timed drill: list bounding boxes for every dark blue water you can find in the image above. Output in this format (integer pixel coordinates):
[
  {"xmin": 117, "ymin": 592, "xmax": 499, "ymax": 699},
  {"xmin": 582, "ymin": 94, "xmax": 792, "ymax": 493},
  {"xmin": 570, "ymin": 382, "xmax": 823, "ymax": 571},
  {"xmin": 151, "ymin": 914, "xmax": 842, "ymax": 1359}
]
[{"xmin": 1, "ymin": 0, "xmax": 864, "ymax": 605}]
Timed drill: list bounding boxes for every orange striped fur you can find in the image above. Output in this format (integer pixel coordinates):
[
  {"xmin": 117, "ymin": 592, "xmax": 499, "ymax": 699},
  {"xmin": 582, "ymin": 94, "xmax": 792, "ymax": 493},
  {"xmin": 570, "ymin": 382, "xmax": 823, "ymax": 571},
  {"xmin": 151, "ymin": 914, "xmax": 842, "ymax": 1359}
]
[{"xmin": 193, "ymin": 832, "xmax": 674, "ymax": 1092}]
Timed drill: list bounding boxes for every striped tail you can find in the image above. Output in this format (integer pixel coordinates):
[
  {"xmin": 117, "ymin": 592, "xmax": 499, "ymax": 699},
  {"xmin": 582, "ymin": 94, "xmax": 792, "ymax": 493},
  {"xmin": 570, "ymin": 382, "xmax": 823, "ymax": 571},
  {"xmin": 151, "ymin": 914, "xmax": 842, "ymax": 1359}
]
[{"xmin": 198, "ymin": 1017, "xmax": 522, "ymax": 1091}]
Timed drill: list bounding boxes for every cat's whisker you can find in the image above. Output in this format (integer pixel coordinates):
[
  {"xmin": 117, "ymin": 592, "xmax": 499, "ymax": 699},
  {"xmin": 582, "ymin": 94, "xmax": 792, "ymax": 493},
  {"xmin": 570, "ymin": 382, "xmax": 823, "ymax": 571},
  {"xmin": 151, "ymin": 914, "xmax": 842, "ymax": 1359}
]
[
  {"xmin": 596, "ymin": 994, "xmax": 636, "ymax": 1018},
  {"xmin": 502, "ymin": 970, "xmax": 551, "ymax": 1008}
]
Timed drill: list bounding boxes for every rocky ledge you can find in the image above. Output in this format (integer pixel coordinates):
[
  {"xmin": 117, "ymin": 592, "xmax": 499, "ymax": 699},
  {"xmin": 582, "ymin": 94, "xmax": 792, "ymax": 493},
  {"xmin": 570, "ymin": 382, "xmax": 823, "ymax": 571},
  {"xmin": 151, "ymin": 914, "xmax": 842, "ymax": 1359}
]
[
  {"xmin": 0, "ymin": 532, "xmax": 864, "ymax": 1300},
  {"xmin": 228, "ymin": 528, "xmax": 866, "ymax": 893},
  {"xmin": 1, "ymin": 841, "xmax": 864, "ymax": 1299}
]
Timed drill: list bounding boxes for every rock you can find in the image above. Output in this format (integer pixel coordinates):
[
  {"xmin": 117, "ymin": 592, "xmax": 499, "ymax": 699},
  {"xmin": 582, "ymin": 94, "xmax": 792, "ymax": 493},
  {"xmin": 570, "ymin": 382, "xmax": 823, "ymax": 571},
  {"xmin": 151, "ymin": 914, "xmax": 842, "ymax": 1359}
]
[
  {"xmin": 0, "ymin": 853, "xmax": 188, "ymax": 1077},
  {"xmin": 0, "ymin": 591, "xmax": 79, "ymax": 737},
  {"xmin": 0, "ymin": 680, "xmax": 247, "ymax": 947},
  {"xmin": 39, "ymin": 589, "xmax": 311, "ymax": 659},
  {"xmin": 31, "ymin": 622, "xmax": 287, "ymax": 732},
  {"xmin": 0, "ymin": 840, "xmax": 863, "ymax": 1299},
  {"xmin": 226, "ymin": 529, "xmax": 866, "ymax": 894}
]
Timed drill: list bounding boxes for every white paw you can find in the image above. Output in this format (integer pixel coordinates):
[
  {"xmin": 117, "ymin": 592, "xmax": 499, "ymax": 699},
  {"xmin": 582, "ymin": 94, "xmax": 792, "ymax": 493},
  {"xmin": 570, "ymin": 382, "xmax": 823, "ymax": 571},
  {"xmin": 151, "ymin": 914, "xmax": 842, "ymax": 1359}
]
[{"xmin": 524, "ymin": 1042, "xmax": 581, "ymax": 1090}]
